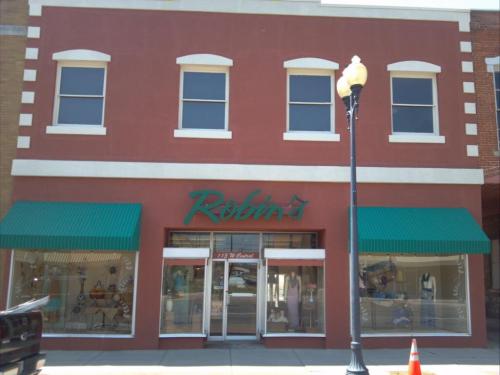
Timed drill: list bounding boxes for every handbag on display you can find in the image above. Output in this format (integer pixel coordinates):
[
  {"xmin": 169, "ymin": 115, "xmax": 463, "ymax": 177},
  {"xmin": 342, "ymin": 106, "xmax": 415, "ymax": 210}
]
[{"xmin": 89, "ymin": 280, "xmax": 105, "ymax": 299}]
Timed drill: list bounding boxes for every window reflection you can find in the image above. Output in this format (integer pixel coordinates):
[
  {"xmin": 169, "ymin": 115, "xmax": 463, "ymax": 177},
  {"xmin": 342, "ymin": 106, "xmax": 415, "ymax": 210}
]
[
  {"xmin": 359, "ymin": 255, "xmax": 469, "ymax": 334},
  {"xmin": 266, "ymin": 266, "xmax": 324, "ymax": 334},
  {"xmin": 10, "ymin": 250, "xmax": 136, "ymax": 334},
  {"xmin": 161, "ymin": 263, "xmax": 205, "ymax": 334}
]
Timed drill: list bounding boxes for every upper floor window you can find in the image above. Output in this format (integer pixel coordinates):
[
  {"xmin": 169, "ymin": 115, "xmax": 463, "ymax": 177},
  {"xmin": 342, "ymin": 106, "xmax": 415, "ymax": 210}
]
[
  {"xmin": 175, "ymin": 54, "xmax": 232, "ymax": 139},
  {"xmin": 48, "ymin": 49, "xmax": 110, "ymax": 135},
  {"xmin": 387, "ymin": 61, "xmax": 444, "ymax": 144},
  {"xmin": 284, "ymin": 58, "xmax": 339, "ymax": 142},
  {"xmin": 495, "ymin": 71, "xmax": 500, "ymax": 148},
  {"xmin": 485, "ymin": 56, "xmax": 500, "ymax": 151}
]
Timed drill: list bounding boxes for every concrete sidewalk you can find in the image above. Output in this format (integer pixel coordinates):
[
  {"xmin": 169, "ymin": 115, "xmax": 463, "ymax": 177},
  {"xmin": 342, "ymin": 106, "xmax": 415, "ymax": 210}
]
[{"xmin": 40, "ymin": 344, "xmax": 500, "ymax": 375}]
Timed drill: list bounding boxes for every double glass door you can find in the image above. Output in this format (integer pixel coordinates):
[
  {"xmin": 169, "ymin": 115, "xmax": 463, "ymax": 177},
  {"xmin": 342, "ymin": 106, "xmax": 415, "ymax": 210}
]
[{"xmin": 209, "ymin": 260, "xmax": 258, "ymax": 340}]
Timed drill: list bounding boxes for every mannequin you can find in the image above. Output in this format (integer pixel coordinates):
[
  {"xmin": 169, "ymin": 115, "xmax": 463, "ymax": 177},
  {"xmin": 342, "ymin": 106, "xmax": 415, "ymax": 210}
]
[
  {"xmin": 419, "ymin": 272, "xmax": 436, "ymax": 328},
  {"xmin": 284, "ymin": 271, "xmax": 302, "ymax": 330},
  {"xmin": 173, "ymin": 269, "xmax": 188, "ymax": 324}
]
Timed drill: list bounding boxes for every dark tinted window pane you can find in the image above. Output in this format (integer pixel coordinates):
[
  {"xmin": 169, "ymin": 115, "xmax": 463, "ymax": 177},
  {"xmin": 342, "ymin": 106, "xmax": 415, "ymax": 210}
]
[
  {"xmin": 168, "ymin": 232, "xmax": 210, "ymax": 247},
  {"xmin": 392, "ymin": 106, "xmax": 433, "ymax": 133},
  {"xmin": 60, "ymin": 67, "xmax": 105, "ymax": 95},
  {"xmin": 494, "ymin": 72, "xmax": 500, "ymax": 89},
  {"xmin": 496, "ymin": 90, "xmax": 500, "ymax": 109},
  {"xmin": 290, "ymin": 75, "xmax": 331, "ymax": 102},
  {"xmin": 183, "ymin": 72, "xmax": 226, "ymax": 100},
  {"xmin": 182, "ymin": 101, "xmax": 225, "ymax": 129},
  {"xmin": 290, "ymin": 104, "xmax": 330, "ymax": 131},
  {"xmin": 263, "ymin": 233, "xmax": 317, "ymax": 248},
  {"xmin": 58, "ymin": 97, "xmax": 103, "ymax": 125},
  {"xmin": 214, "ymin": 233, "xmax": 260, "ymax": 252},
  {"xmin": 393, "ymin": 78, "xmax": 433, "ymax": 105}
]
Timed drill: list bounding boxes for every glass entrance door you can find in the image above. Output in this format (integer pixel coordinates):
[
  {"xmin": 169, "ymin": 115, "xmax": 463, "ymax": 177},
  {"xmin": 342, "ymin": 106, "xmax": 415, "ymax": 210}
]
[{"xmin": 209, "ymin": 260, "xmax": 258, "ymax": 340}]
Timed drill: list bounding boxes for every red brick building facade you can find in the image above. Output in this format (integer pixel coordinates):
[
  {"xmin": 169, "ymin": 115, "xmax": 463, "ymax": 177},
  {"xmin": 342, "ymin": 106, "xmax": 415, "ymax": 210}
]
[{"xmin": 0, "ymin": 1, "xmax": 491, "ymax": 350}]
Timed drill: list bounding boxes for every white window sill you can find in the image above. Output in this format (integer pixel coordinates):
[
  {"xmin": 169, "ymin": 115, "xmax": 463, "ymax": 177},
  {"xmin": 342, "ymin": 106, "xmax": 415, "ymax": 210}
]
[
  {"xmin": 389, "ymin": 134, "xmax": 445, "ymax": 144},
  {"xmin": 283, "ymin": 132, "xmax": 340, "ymax": 142},
  {"xmin": 174, "ymin": 128, "xmax": 232, "ymax": 139},
  {"xmin": 46, "ymin": 125, "xmax": 107, "ymax": 135}
]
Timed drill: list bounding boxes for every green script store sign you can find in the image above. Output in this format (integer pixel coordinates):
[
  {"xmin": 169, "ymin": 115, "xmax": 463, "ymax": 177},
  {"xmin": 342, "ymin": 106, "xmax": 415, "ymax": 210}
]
[{"xmin": 184, "ymin": 189, "xmax": 308, "ymax": 225}]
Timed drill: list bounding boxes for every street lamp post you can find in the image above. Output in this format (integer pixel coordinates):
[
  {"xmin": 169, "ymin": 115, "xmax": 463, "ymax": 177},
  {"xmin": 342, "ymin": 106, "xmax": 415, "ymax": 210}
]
[{"xmin": 336, "ymin": 56, "xmax": 369, "ymax": 375}]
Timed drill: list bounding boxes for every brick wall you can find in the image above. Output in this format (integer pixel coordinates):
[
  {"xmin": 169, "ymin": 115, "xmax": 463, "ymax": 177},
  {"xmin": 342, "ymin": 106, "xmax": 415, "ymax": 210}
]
[
  {"xmin": 0, "ymin": 0, "xmax": 28, "ymax": 307},
  {"xmin": 471, "ymin": 11, "xmax": 500, "ymax": 178},
  {"xmin": 0, "ymin": 0, "xmax": 28, "ymax": 217},
  {"xmin": 471, "ymin": 11, "xmax": 500, "ymax": 317}
]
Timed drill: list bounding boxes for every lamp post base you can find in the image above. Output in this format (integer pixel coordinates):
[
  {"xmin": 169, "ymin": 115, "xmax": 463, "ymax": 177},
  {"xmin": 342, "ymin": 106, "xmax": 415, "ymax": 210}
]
[{"xmin": 346, "ymin": 341, "xmax": 369, "ymax": 375}]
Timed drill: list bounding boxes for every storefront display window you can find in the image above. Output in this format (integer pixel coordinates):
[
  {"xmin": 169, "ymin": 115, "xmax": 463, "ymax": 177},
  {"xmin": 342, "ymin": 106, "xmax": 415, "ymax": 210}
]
[
  {"xmin": 266, "ymin": 266, "xmax": 324, "ymax": 334},
  {"xmin": 160, "ymin": 263, "xmax": 205, "ymax": 334},
  {"xmin": 359, "ymin": 255, "xmax": 469, "ymax": 335},
  {"xmin": 10, "ymin": 250, "xmax": 136, "ymax": 335}
]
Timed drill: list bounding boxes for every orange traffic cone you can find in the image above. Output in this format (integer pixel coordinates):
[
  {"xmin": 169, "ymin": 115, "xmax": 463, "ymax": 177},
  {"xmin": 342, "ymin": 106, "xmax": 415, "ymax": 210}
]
[{"xmin": 408, "ymin": 338, "xmax": 422, "ymax": 375}]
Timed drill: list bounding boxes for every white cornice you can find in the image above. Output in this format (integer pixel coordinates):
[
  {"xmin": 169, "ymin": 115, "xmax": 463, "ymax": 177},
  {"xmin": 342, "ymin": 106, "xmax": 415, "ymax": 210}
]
[
  {"xmin": 485, "ymin": 56, "xmax": 500, "ymax": 72},
  {"xmin": 28, "ymin": 0, "xmax": 471, "ymax": 31},
  {"xmin": 11, "ymin": 159, "xmax": 484, "ymax": 185}
]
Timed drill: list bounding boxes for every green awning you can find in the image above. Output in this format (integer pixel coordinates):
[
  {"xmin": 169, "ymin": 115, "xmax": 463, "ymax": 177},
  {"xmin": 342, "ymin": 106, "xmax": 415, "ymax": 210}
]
[
  {"xmin": 0, "ymin": 201, "xmax": 142, "ymax": 251},
  {"xmin": 357, "ymin": 207, "xmax": 490, "ymax": 254}
]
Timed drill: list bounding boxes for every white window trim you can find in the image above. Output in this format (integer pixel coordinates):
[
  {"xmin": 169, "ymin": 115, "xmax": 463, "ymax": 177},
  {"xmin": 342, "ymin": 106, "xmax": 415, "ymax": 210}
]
[
  {"xmin": 485, "ymin": 57, "xmax": 500, "ymax": 151},
  {"xmin": 389, "ymin": 134, "xmax": 445, "ymax": 144},
  {"xmin": 176, "ymin": 54, "xmax": 233, "ymax": 67},
  {"xmin": 177, "ymin": 63, "xmax": 230, "ymax": 138},
  {"xmin": 389, "ymin": 71, "xmax": 443, "ymax": 143},
  {"xmin": 162, "ymin": 247, "xmax": 210, "ymax": 258},
  {"xmin": 285, "ymin": 67, "xmax": 338, "ymax": 142},
  {"xmin": 485, "ymin": 56, "xmax": 500, "ymax": 73},
  {"xmin": 283, "ymin": 57, "xmax": 339, "ymax": 70},
  {"xmin": 174, "ymin": 129, "xmax": 232, "ymax": 139},
  {"xmin": 49, "ymin": 59, "xmax": 108, "ymax": 135},
  {"xmin": 387, "ymin": 60, "xmax": 441, "ymax": 73},
  {"xmin": 52, "ymin": 49, "xmax": 111, "ymax": 62},
  {"xmin": 264, "ymin": 248, "xmax": 325, "ymax": 260}
]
